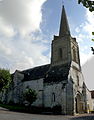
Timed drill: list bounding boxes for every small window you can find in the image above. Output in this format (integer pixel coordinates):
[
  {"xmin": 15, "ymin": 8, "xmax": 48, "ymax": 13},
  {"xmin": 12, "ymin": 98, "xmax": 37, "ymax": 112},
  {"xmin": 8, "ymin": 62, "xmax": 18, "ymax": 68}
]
[
  {"xmin": 73, "ymin": 48, "xmax": 76, "ymax": 62},
  {"xmin": 77, "ymin": 75, "xmax": 79, "ymax": 86},
  {"xmin": 52, "ymin": 93, "xmax": 55, "ymax": 102},
  {"xmin": 58, "ymin": 48, "xmax": 62, "ymax": 60}
]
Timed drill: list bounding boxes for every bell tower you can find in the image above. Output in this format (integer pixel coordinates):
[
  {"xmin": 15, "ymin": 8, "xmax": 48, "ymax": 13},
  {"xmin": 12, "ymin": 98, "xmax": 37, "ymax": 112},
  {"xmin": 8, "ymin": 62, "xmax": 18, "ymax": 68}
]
[
  {"xmin": 51, "ymin": 6, "xmax": 81, "ymax": 70},
  {"xmin": 44, "ymin": 6, "xmax": 86, "ymax": 115}
]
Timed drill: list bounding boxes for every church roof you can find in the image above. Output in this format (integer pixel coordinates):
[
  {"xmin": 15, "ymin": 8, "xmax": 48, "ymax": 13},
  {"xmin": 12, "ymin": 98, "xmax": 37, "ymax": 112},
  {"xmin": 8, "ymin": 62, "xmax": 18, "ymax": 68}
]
[
  {"xmin": 22, "ymin": 64, "xmax": 50, "ymax": 81},
  {"xmin": 21, "ymin": 63, "xmax": 70, "ymax": 83},
  {"xmin": 44, "ymin": 63, "xmax": 70, "ymax": 83}
]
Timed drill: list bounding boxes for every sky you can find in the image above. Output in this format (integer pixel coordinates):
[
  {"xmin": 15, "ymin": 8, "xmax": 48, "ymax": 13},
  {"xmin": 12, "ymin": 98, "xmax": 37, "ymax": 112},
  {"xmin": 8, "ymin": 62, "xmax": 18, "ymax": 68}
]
[{"xmin": 0, "ymin": 0, "xmax": 94, "ymax": 90}]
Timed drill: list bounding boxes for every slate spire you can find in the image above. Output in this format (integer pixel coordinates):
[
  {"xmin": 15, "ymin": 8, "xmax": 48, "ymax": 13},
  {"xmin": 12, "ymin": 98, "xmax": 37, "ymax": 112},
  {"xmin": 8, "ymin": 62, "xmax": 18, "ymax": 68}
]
[{"xmin": 59, "ymin": 6, "xmax": 70, "ymax": 36}]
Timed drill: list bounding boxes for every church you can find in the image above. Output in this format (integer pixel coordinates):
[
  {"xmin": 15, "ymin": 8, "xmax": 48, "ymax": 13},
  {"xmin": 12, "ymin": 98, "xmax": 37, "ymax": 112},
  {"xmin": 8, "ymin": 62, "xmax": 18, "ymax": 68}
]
[{"xmin": 1, "ymin": 6, "xmax": 93, "ymax": 115}]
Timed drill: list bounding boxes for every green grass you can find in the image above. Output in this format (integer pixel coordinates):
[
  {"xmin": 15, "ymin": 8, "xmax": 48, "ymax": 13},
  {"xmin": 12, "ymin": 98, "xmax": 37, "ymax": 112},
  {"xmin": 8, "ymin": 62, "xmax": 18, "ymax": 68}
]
[{"xmin": 0, "ymin": 103, "xmax": 26, "ymax": 111}]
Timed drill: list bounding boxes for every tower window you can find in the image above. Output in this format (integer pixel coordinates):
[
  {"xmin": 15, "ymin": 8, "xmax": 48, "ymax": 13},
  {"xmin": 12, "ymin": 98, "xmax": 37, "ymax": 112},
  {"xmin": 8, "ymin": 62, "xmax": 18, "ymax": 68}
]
[
  {"xmin": 73, "ymin": 48, "xmax": 76, "ymax": 62},
  {"xmin": 77, "ymin": 75, "xmax": 79, "ymax": 86},
  {"xmin": 58, "ymin": 48, "xmax": 62, "ymax": 60}
]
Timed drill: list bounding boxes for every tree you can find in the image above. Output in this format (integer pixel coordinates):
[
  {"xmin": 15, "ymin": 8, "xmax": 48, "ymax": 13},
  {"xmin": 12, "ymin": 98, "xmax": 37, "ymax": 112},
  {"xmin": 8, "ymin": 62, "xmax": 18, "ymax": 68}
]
[
  {"xmin": 24, "ymin": 88, "xmax": 37, "ymax": 105},
  {"xmin": 78, "ymin": 0, "xmax": 94, "ymax": 12},
  {"xmin": 0, "ymin": 69, "xmax": 11, "ymax": 91},
  {"xmin": 92, "ymin": 32, "xmax": 94, "ymax": 41}
]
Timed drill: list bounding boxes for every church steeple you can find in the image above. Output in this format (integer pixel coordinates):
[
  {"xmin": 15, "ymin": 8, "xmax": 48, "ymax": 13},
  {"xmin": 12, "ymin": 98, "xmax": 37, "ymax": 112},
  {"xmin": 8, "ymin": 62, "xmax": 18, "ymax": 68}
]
[
  {"xmin": 51, "ymin": 6, "xmax": 81, "ymax": 68},
  {"xmin": 59, "ymin": 6, "xmax": 70, "ymax": 36}
]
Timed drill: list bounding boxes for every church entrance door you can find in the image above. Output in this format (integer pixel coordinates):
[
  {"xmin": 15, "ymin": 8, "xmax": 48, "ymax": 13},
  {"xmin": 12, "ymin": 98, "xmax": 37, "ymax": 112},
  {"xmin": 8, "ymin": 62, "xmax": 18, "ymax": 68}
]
[{"xmin": 75, "ymin": 93, "xmax": 83, "ymax": 113}]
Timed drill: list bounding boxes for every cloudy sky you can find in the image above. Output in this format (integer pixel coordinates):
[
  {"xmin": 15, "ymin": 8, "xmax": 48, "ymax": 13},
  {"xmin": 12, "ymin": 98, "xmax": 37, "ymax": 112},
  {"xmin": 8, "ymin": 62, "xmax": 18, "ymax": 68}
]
[{"xmin": 0, "ymin": 0, "xmax": 94, "ymax": 90}]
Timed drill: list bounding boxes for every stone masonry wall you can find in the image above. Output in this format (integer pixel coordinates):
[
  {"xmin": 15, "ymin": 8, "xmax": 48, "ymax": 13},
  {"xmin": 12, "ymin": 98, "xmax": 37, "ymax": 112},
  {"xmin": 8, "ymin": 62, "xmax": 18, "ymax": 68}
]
[{"xmin": 22, "ymin": 79, "xmax": 43, "ymax": 106}]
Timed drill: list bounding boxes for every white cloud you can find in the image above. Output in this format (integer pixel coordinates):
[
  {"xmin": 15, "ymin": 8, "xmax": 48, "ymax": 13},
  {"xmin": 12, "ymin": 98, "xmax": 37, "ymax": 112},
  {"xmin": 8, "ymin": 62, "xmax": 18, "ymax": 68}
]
[
  {"xmin": 75, "ymin": 34, "xmax": 86, "ymax": 43},
  {"xmin": 0, "ymin": 17, "xmax": 15, "ymax": 37},
  {"xmin": 0, "ymin": 0, "xmax": 47, "ymax": 37},
  {"xmin": 0, "ymin": 35, "xmax": 50, "ymax": 73},
  {"xmin": 80, "ymin": 52, "xmax": 92, "ymax": 66},
  {"xmin": 83, "ymin": 9, "xmax": 94, "ymax": 37},
  {"xmin": 0, "ymin": 41, "xmax": 12, "ymax": 55},
  {"xmin": 0, "ymin": 0, "xmax": 50, "ymax": 73}
]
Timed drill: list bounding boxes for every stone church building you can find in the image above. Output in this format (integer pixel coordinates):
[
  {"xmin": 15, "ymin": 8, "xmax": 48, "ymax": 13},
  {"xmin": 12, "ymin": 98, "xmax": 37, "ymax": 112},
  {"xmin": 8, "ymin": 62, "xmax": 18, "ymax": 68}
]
[{"xmin": 1, "ymin": 6, "xmax": 93, "ymax": 115}]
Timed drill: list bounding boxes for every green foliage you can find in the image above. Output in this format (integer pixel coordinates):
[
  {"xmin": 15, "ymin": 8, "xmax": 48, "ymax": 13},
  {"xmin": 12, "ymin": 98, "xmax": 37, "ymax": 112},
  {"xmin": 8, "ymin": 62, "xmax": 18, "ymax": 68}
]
[
  {"xmin": 78, "ymin": 0, "xmax": 94, "ymax": 12},
  {"xmin": 92, "ymin": 39, "xmax": 94, "ymax": 41},
  {"xmin": 92, "ymin": 32, "xmax": 94, "ymax": 35},
  {"xmin": 24, "ymin": 88, "xmax": 37, "ymax": 105},
  {"xmin": 0, "ymin": 68, "xmax": 11, "ymax": 91},
  {"xmin": 0, "ymin": 103, "xmax": 26, "ymax": 112},
  {"xmin": 92, "ymin": 32, "xmax": 94, "ymax": 42}
]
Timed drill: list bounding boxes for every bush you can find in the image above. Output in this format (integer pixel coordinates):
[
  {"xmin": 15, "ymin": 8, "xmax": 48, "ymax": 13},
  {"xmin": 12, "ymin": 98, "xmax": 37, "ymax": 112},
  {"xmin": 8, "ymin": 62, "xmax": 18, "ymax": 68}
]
[
  {"xmin": 0, "ymin": 99, "xmax": 2, "ymax": 104},
  {"xmin": 52, "ymin": 105, "xmax": 62, "ymax": 114},
  {"xmin": 24, "ymin": 88, "xmax": 37, "ymax": 105},
  {"xmin": 8, "ymin": 100, "xmax": 14, "ymax": 105}
]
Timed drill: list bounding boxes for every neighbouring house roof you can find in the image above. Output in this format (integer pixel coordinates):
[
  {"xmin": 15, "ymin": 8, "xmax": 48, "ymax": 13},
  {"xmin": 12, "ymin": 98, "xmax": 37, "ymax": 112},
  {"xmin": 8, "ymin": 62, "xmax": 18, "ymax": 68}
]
[
  {"xmin": 22, "ymin": 64, "xmax": 50, "ymax": 81},
  {"xmin": 91, "ymin": 90, "xmax": 94, "ymax": 98},
  {"xmin": 44, "ymin": 63, "xmax": 70, "ymax": 83}
]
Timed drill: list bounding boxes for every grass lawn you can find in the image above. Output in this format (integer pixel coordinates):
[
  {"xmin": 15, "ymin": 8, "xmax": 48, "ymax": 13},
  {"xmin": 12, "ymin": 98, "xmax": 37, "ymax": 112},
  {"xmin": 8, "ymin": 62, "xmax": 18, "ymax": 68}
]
[{"xmin": 0, "ymin": 103, "xmax": 26, "ymax": 112}]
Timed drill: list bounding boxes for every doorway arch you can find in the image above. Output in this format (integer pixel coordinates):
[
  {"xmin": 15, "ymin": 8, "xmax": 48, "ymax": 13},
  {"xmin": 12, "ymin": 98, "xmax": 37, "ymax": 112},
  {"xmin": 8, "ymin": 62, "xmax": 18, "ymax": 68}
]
[{"xmin": 75, "ymin": 93, "xmax": 83, "ymax": 113}]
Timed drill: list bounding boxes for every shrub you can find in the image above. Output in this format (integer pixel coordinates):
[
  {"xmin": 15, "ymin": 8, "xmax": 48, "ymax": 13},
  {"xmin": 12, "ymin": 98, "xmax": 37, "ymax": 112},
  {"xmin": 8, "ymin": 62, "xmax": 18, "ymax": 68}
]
[
  {"xmin": 24, "ymin": 88, "xmax": 37, "ymax": 105},
  {"xmin": 8, "ymin": 100, "xmax": 14, "ymax": 105},
  {"xmin": 52, "ymin": 105, "xmax": 62, "ymax": 114}
]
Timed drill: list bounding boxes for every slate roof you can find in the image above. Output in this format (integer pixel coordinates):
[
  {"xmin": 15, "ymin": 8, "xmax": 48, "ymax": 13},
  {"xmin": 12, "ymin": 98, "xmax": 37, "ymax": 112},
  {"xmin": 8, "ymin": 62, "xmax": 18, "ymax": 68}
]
[
  {"xmin": 44, "ymin": 63, "xmax": 70, "ymax": 83},
  {"xmin": 21, "ymin": 63, "xmax": 70, "ymax": 83},
  {"xmin": 22, "ymin": 64, "xmax": 50, "ymax": 81}
]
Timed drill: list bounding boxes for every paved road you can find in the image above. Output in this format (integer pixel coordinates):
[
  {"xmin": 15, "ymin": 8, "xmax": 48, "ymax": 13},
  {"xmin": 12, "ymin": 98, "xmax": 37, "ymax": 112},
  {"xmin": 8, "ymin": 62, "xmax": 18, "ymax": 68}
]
[{"xmin": 0, "ymin": 107, "xmax": 94, "ymax": 120}]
